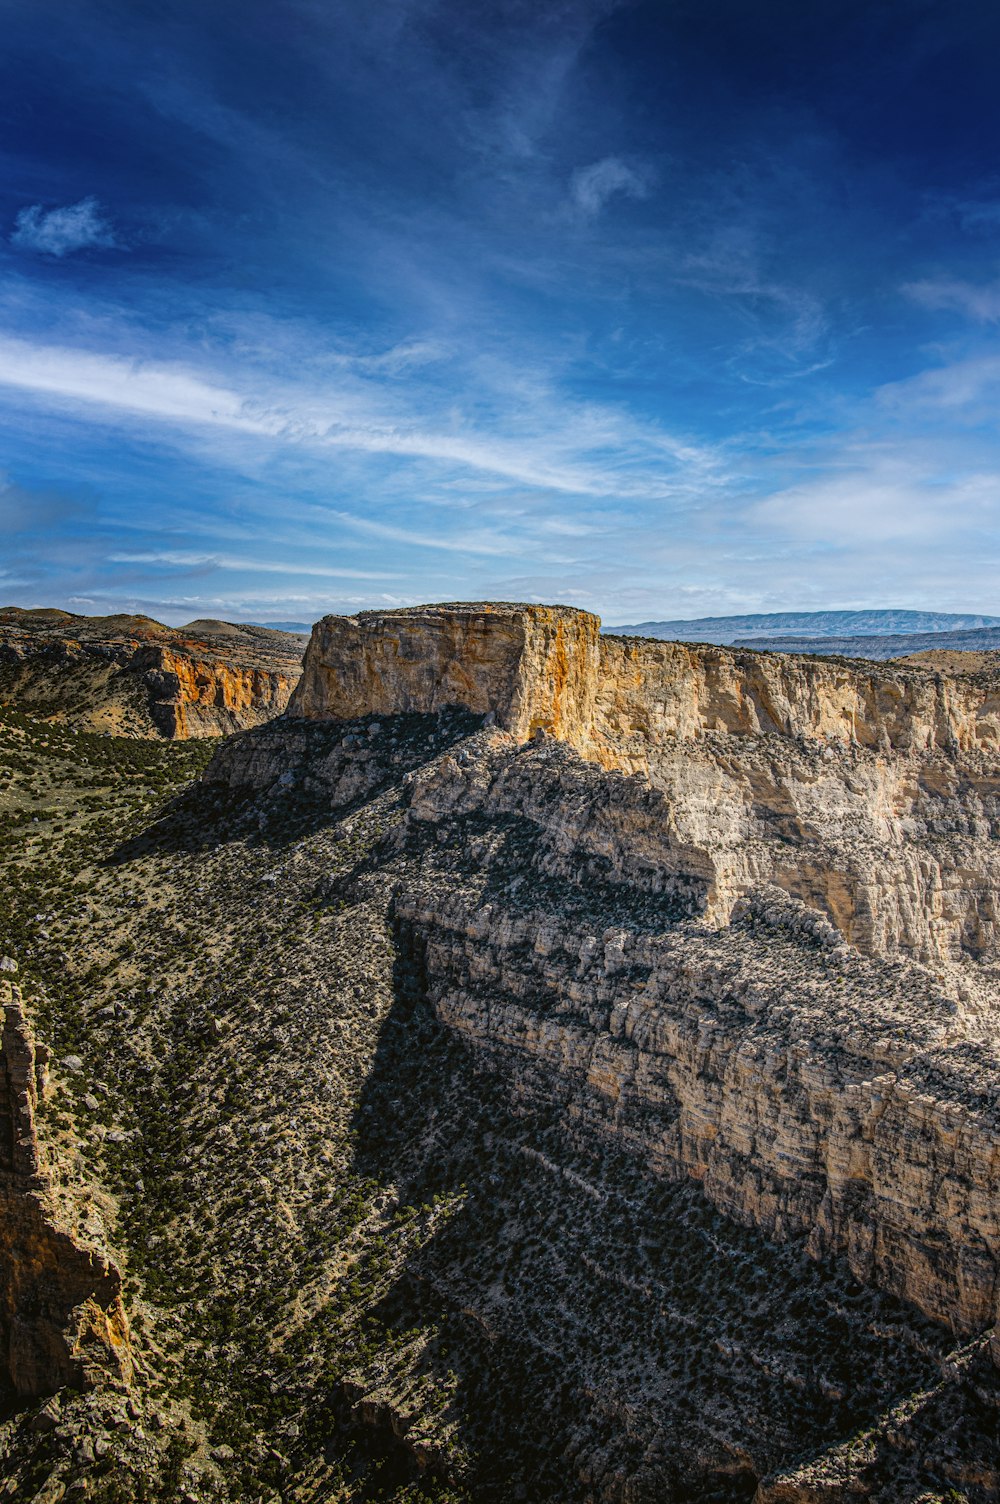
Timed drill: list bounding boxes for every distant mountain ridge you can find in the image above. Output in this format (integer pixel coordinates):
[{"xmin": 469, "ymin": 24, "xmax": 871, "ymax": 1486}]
[
  {"xmin": 611, "ymin": 609, "xmax": 1000, "ymax": 645},
  {"xmin": 734, "ymin": 625, "xmax": 1000, "ymax": 662},
  {"xmin": 246, "ymin": 619, "xmax": 313, "ymax": 635}
]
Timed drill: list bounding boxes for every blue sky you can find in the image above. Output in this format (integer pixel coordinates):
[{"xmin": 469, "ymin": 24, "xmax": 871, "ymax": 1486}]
[{"xmin": 3, "ymin": 0, "xmax": 1000, "ymax": 625}]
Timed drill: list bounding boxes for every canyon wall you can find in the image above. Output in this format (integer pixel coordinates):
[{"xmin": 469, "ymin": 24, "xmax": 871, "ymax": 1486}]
[
  {"xmin": 391, "ymin": 737, "xmax": 1000, "ymax": 1345},
  {"xmin": 268, "ymin": 603, "xmax": 1000, "ymax": 1357},
  {"xmin": 288, "ymin": 602, "xmax": 1000, "ymax": 757},
  {"xmin": 289, "ymin": 604, "xmax": 1000, "ymax": 970},
  {"xmin": 137, "ymin": 643, "xmax": 294, "ymax": 737},
  {"xmin": 289, "ymin": 602, "xmax": 601, "ymax": 742}
]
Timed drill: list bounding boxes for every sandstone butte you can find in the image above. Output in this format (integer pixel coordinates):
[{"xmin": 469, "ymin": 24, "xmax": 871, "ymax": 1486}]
[{"xmin": 287, "ymin": 602, "xmax": 1000, "ymax": 1347}]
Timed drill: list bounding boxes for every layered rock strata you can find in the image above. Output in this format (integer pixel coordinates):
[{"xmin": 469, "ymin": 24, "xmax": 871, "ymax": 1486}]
[
  {"xmin": 276, "ymin": 603, "xmax": 1000, "ymax": 1355},
  {"xmin": 0, "ymin": 981, "xmax": 131, "ymax": 1395},
  {"xmin": 289, "ymin": 602, "xmax": 1000, "ymax": 756},
  {"xmin": 202, "ymin": 710, "xmax": 1000, "ymax": 1496},
  {"xmin": 290, "ymin": 604, "xmax": 1000, "ymax": 970},
  {"xmin": 290, "ymin": 602, "xmax": 601, "ymax": 742}
]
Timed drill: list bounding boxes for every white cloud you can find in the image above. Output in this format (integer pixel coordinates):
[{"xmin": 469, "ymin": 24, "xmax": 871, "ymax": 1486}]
[
  {"xmin": 875, "ymin": 354, "xmax": 1000, "ymax": 416},
  {"xmin": 570, "ymin": 157, "xmax": 652, "ymax": 218},
  {"xmin": 108, "ymin": 550, "xmax": 398, "ymax": 580},
  {"xmin": 904, "ymin": 276, "xmax": 1000, "ymax": 323},
  {"xmin": 331, "ymin": 511, "xmax": 556, "ymax": 558},
  {"xmin": 0, "ymin": 333, "xmax": 720, "ymax": 501},
  {"xmin": 749, "ymin": 461, "xmax": 1000, "ymax": 546},
  {"xmin": 11, "ymin": 197, "xmax": 119, "ymax": 258}
]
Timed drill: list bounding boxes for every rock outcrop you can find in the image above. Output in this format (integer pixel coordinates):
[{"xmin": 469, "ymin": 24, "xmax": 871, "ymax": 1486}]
[
  {"xmin": 290, "ymin": 602, "xmax": 601, "ymax": 743},
  {"xmin": 275, "ymin": 603, "xmax": 1000, "ymax": 1356},
  {"xmin": 0, "ymin": 607, "xmax": 304, "ymax": 738},
  {"xmin": 4, "ymin": 656, "xmax": 998, "ymax": 1501},
  {"xmin": 290, "ymin": 604, "xmax": 1000, "ymax": 970},
  {"xmin": 0, "ymin": 981, "xmax": 131, "ymax": 1396},
  {"xmin": 289, "ymin": 602, "xmax": 1000, "ymax": 756},
  {"xmin": 200, "ymin": 706, "xmax": 1000, "ymax": 1498}
]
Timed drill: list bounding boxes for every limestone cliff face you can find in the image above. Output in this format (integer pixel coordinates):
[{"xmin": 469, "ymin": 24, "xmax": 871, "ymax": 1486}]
[
  {"xmin": 136, "ymin": 644, "xmax": 294, "ymax": 737},
  {"xmin": 0, "ymin": 612, "xmax": 303, "ymax": 738},
  {"xmin": 390, "ymin": 738, "xmax": 1000, "ymax": 1345},
  {"xmin": 594, "ymin": 634, "xmax": 1000, "ymax": 758},
  {"xmin": 290, "ymin": 604, "xmax": 1000, "ymax": 973},
  {"xmin": 289, "ymin": 603, "xmax": 1000, "ymax": 757},
  {"xmin": 397, "ymin": 879, "xmax": 1000, "ymax": 1339},
  {"xmin": 261, "ymin": 602, "xmax": 1000, "ymax": 1366},
  {"xmin": 288, "ymin": 603, "xmax": 601, "ymax": 743},
  {"xmin": 0, "ymin": 982, "xmax": 132, "ymax": 1396}
]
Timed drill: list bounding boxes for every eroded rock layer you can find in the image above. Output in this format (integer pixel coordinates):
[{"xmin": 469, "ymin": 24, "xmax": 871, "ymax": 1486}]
[
  {"xmin": 291, "ymin": 604, "xmax": 1000, "ymax": 970},
  {"xmin": 0, "ymin": 607, "xmax": 304, "ymax": 737},
  {"xmin": 202, "ymin": 710, "xmax": 1000, "ymax": 1499},
  {"xmin": 3, "ymin": 598, "xmax": 1000, "ymax": 1501},
  {"xmin": 290, "ymin": 602, "xmax": 601, "ymax": 741}
]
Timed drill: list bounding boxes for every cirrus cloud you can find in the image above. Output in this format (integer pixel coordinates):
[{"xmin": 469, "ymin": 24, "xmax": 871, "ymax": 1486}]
[
  {"xmin": 570, "ymin": 156, "xmax": 653, "ymax": 218},
  {"xmin": 11, "ymin": 196, "xmax": 119, "ymax": 258}
]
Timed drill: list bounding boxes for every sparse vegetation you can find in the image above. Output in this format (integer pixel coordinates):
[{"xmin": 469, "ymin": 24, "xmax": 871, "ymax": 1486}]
[{"xmin": 0, "ymin": 699, "xmax": 996, "ymax": 1502}]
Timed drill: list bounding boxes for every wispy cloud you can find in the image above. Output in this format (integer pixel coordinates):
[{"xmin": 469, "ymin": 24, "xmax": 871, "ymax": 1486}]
[
  {"xmin": 10, "ymin": 197, "xmax": 119, "ymax": 258},
  {"xmin": 331, "ymin": 511, "xmax": 566, "ymax": 559},
  {"xmin": 109, "ymin": 550, "xmax": 397, "ymax": 580},
  {"xmin": 570, "ymin": 157, "xmax": 652, "ymax": 218},
  {"xmin": 0, "ymin": 333, "xmax": 723, "ymax": 501},
  {"xmin": 904, "ymin": 276, "xmax": 1000, "ymax": 323},
  {"xmin": 875, "ymin": 353, "xmax": 1000, "ymax": 415}
]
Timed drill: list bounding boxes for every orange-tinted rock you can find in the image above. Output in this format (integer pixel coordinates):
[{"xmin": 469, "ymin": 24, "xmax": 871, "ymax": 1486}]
[
  {"xmin": 288, "ymin": 602, "xmax": 601, "ymax": 744},
  {"xmin": 293, "ymin": 603, "xmax": 1000, "ymax": 756},
  {"xmin": 0, "ymin": 610, "xmax": 304, "ymax": 738}
]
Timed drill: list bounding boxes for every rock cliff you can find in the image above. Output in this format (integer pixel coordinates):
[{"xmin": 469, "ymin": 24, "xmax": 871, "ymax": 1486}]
[
  {"xmin": 290, "ymin": 602, "xmax": 601, "ymax": 742},
  {"xmin": 0, "ymin": 607, "xmax": 303, "ymax": 737},
  {"xmin": 289, "ymin": 602, "xmax": 1000, "ymax": 755},
  {"xmin": 291, "ymin": 604, "xmax": 1000, "ymax": 969},
  {"xmin": 281, "ymin": 604, "xmax": 1000, "ymax": 1348},
  {"xmin": 200, "ymin": 705, "xmax": 1000, "ymax": 1499}
]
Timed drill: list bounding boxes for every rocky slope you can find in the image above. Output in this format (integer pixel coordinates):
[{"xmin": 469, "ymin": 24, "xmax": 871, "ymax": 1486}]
[
  {"xmin": 0, "ymin": 602, "xmax": 999, "ymax": 1502},
  {"xmin": 287, "ymin": 607, "xmax": 1000, "ymax": 1340},
  {"xmin": 0, "ymin": 607, "xmax": 305, "ymax": 738},
  {"xmin": 0, "ymin": 978, "xmax": 132, "ymax": 1398}
]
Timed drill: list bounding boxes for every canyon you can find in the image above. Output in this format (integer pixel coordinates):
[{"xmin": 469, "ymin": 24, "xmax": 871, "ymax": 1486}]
[{"xmin": 0, "ymin": 600, "xmax": 998, "ymax": 1502}]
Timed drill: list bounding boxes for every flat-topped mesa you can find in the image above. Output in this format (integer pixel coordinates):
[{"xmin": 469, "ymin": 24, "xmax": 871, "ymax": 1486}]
[
  {"xmin": 287, "ymin": 603, "xmax": 602, "ymax": 746},
  {"xmin": 288, "ymin": 601, "xmax": 1000, "ymax": 761}
]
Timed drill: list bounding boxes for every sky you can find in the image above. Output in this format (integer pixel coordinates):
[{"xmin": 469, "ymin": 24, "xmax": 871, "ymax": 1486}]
[{"xmin": 3, "ymin": 0, "xmax": 1000, "ymax": 626}]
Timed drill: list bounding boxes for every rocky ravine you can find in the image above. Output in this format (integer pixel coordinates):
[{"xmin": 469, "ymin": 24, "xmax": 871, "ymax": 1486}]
[
  {"xmin": 0, "ymin": 607, "xmax": 305, "ymax": 738},
  {"xmin": 0, "ymin": 601, "xmax": 998, "ymax": 1503}
]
